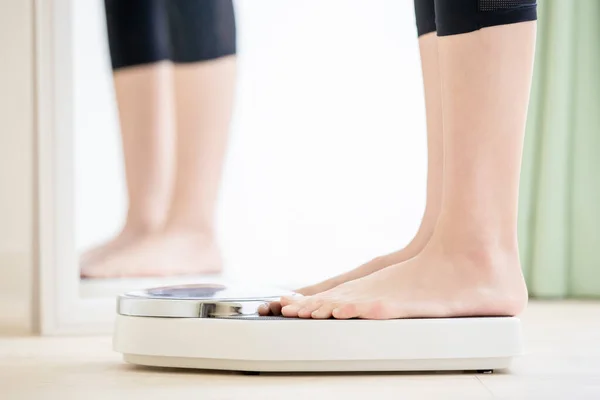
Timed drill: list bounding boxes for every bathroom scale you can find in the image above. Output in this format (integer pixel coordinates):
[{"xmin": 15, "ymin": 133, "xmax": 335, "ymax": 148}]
[{"xmin": 113, "ymin": 283, "xmax": 523, "ymax": 373}]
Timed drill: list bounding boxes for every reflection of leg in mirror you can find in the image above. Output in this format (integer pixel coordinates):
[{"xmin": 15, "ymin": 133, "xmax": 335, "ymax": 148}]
[
  {"xmin": 81, "ymin": 0, "xmax": 236, "ymax": 278},
  {"xmin": 279, "ymin": 0, "xmax": 537, "ymax": 319}
]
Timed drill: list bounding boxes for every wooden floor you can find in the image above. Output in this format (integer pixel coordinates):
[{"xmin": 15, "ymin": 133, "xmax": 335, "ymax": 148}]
[{"xmin": 1, "ymin": 301, "xmax": 599, "ymax": 400}]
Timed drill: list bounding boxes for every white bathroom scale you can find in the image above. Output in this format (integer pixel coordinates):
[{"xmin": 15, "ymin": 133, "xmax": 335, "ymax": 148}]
[{"xmin": 113, "ymin": 283, "xmax": 523, "ymax": 373}]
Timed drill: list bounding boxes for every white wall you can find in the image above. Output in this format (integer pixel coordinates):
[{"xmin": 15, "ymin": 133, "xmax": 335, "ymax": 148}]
[
  {"xmin": 74, "ymin": 0, "xmax": 427, "ymax": 287},
  {"xmin": 0, "ymin": 0, "xmax": 35, "ymax": 334}
]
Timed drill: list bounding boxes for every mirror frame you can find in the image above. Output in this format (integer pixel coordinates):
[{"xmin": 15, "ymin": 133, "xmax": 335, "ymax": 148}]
[{"xmin": 37, "ymin": 0, "xmax": 115, "ymax": 335}]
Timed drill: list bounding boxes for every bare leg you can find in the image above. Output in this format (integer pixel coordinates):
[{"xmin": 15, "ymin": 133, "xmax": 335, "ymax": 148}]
[
  {"xmin": 80, "ymin": 62, "xmax": 174, "ymax": 275},
  {"xmin": 296, "ymin": 32, "xmax": 444, "ymax": 296},
  {"xmin": 281, "ymin": 21, "xmax": 536, "ymax": 319},
  {"xmin": 83, "ymin": 57, "xmax": 236, "ymax": 278},
  {"xmin": 166, "ymin": 57, "xmax": 236, "ymax": 233}
]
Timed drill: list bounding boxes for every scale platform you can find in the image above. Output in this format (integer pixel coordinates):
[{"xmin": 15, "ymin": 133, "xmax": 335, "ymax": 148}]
[{"xmin": 113, "ymin": 283, "xmax": 524, "ymax": 373}]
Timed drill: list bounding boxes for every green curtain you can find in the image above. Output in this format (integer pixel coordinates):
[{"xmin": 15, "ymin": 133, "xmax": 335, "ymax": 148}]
[{"xmin": 519, "ymin": 0, "xmax": 600, "ymax": 298}]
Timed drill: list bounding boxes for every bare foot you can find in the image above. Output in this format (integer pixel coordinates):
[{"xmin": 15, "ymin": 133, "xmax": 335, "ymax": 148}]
[
  {"xmin": 79, "ymin": 226, "xmax": 154, "ymax": 270},
  {"xmin": 296, "ymin": 219, "xmax": 437, "ymax": 296},
  {"xmin": 279, "ymin": 240, "xmax": 528, "ymax": 319},
  {"xmin": 296, "ymin": 245, "xmax": 423, "ymax": 296},
  {"xmin": 258, "ymin": 225, "xmax": 434, "ymax": 316},
  {"xmin": 80, "ymin": 229, "xmax": 222, "ymax": 278}
]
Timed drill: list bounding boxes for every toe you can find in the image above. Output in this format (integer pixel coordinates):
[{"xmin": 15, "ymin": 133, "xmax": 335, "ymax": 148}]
[
  {"xmin": 258, "ymin": 301, "xmax": 282, "ymax": 316},
  {"xmin": 281, "ymin": 295, "xmax": 323, "ymax": 317},
  {"xmin": 258, "ymin": 304, "xmax": 268, "ymax": 316},
  {"xmin": 281, "ymin": 304, "xmax": 301, "ymax": 317},
  {"xmin": 296, "ymin": 296, "xmax": 326, "ymax": 318},
  {"xmin": 268, "ymin": 301, "xmax": 282, "ymax": 316},
  {"xmin": 311, "ymin": 302, "xmax": 337, "ymax": 319},
  {"xmin": 297, "ymin": 307, "xmax": 313, "ymax": 318},
  {"xmin": 332, "ymin": 303, "xmax": 359, "ymax": 319},
  {"xmin": 258, "ymin": 303, "xmax": 270, "ymax": 316}
]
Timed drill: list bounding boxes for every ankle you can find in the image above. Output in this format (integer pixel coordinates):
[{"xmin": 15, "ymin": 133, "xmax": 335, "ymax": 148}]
[
  {"xmin": 444, "ymin": 243, "xmax": 519, "ymax": 269},
  {"xmin": 405, "ymin": 207, "xmax": 439, "ymax": 252},
  {"xmin": 122, "ymin": 219, "xmax": 161, "ymax": 236},
  {"xmin": 162, "ymin": 221, "xmax": 216, "ymax": 241},
  {"xmin": 436, "ymin": 227, "xmax": 518, "ymax": 259},
  {"xmin": 436, "ymin": 213, "xmax": 517, "ymax": 251},
  {"xmin": 426, "ymin": 220, "xmax": 521, "ymax": 272}
]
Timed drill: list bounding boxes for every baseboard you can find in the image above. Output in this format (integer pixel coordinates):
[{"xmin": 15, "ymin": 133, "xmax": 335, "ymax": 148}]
[{"xmin": 0, "ymin": 252, "xmax": 34, "ymax": 335}]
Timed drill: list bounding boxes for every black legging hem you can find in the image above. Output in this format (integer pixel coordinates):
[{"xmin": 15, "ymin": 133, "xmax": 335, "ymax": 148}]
[
  {"xmin": 415, "ymin": 0, "xmax": 537, "ymax": 37},
  {"xmin": 105, "ymin": 0, "xmax": 236, "ymax": 71}
]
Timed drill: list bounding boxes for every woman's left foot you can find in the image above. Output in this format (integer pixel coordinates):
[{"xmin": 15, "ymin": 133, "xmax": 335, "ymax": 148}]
[{"xmin": 280, "ymin": 240, "xmax": 528, "ymax": 320}]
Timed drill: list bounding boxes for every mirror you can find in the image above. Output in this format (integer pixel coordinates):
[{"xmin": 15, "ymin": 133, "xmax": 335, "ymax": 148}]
[{"xmin": 74, "ymin": 0, "xmax": 426, "ymax": 300}]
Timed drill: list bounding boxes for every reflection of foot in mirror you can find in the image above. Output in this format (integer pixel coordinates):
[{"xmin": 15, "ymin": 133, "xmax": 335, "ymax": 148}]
[
  {"xmin": 80, "ymin": 228, "xmax": 222, "ymax": 278},
  {"xmin": 79, "ymin": 227, "xmax": 154, "ymax": 272}
]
